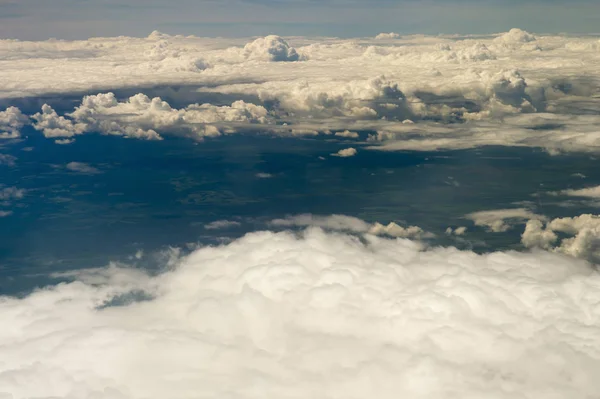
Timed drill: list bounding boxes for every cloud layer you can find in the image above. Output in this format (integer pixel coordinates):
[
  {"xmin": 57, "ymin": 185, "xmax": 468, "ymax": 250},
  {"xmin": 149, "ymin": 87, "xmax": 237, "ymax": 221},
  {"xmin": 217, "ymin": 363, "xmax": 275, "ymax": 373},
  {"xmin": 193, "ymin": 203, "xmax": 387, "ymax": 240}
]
[
  {"xmin": 1, "ymin": 30, "xmax": 600, "ymax": 151},
  {"xmin": 1, "ymin": 226, "xmax": 599, "ymax": 398}
]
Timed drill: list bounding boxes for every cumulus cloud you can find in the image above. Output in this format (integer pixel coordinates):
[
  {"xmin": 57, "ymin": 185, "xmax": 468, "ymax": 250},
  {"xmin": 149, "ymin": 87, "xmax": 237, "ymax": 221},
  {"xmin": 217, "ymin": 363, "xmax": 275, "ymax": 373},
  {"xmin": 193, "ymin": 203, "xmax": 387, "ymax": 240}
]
[
  {"xmin": 242, "ymin": 35, "xmax": 301, "ymax": 62},
  {"xmin": 466, "ymin": 208, "xmax": 545, "ymax": 232},
  {"xmin": 331, "ymin": 147, "xmax": 357, "ymax": 157},
  {"xmin": 1, "ymin": 227, "xmax": 600, "ymax": 398},
  {"xmin": 204, "ymin": 220, "xmax": 242, "ymax": 230},
  {"xmin": 0, "ymin": 106, "xmax": 28, "ymax": 139},
  {"xmin": 32, "ymin": 93, "xmax": 271, "ymax": 141},
  {"xmin": 494, "ymin": 28, "xmax": 536, "ymax": 44},
  {"xmin": 269, "ymin": 214, "xmax": 428, "ymax": 239},
  {"xmin": 65, "ymin": 162, "xmax": 101, "ymax": 174},
  {"xmin": 522, "ymin": 214, "xmax": 600, "ymax": 262},
  {"xmin": 2, "ymin": 30, "xmax": 600, "ymax": 152}
]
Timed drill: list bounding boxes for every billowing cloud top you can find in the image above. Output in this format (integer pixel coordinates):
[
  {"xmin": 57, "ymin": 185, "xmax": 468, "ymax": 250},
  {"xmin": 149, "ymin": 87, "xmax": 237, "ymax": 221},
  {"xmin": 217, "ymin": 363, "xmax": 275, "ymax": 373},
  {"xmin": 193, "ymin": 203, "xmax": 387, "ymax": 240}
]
[
  {"xmin": 1, "ymin": 29, "xmax": 600, "ymax": 151},
  {"xmin": 1, "ymin": 227, "xmax": 600, "ymax": 397}
]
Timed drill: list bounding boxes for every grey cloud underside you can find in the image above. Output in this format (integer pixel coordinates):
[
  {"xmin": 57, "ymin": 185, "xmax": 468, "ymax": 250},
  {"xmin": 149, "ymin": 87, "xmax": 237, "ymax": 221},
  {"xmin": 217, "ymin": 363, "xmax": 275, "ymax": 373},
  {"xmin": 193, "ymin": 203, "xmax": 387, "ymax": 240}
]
[{"xmin": 1, "ymin": 29, "xmax": 600, "ymax": 151}]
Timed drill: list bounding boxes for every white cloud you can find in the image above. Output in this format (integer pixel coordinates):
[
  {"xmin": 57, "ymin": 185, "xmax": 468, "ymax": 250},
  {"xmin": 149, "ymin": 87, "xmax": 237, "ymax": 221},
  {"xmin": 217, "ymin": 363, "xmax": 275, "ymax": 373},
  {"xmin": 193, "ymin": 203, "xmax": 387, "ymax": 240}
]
[
  {"xmin": 0, "ymin": 210, "xmax": 12, "ymax": 217},
  {"xmin": 0, "ymin": 107, "xmax": 28, "ymax": 139},
  {"xmin": 242, "ymin": 35, "xmax": 301, "ymax": 62},
  {"xmin": 55, "ymin": 138, "xmax": 75, "ymax": 145},
  {"xmin": 446, "ymin": 226, "xmax": 467, "ymax": 236},
  {"xmin": 32, "ymin": 93, "xmax": 271, "ymax": 141},
  {"xmin": 204, "ymin": 220, "xmax": 242, "ymax": 230},
  {"xmin": 331, "ymin": 147, "xmax": 357, "ymax": 157},
  {"xmin": 2, "ymin": 30, "xmax": 600, "ymax": 151},
  {"xmin": 269, "ymin": 214, "xmax": 428, "ymax": 239},
  {"xmin": 561, "ymin": 185, "xmax": 600, "ymax": 198},
  {"xmin": 493, "ymin": 28, "xmax": 536, "ymax": 44},
  {"xmin": 334, "ymin": 130, "xmax": 359, "ymax": 138},
  {"xmin": 65, "ymin": 162, "xmax": 101, "ymax": 174},
  {"xmin": 522, "ymin": 214, "xmax": 600, "ymax": 262},
  {"xmin": 0, "ymin": 186, "xmax": 25, "ymax": 201},
  {"xmin": 1, "ymin": 227, "xmax": 600, "ymax": 398},
  {"xmin": 466, "ymin": 208, "xmax": 545, "ymax": 232},
  {"xmin": 368, "ymin": 222, "xmax": 429, "ymax": 239},
  {"xmin": 375, "ymin": 32, "xmax": 400, "ymax": 40},
  {"xmin": 32, "ymin": 104, "xmax": 86, "ymax": 138}
]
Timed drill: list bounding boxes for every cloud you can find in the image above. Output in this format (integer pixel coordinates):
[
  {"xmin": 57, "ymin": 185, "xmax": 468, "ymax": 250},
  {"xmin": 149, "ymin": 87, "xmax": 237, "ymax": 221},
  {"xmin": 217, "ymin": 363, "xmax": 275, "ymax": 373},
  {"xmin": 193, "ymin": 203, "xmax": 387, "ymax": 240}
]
[
  {"xmin": 331, "ymin": 147, "xmax": 357, "ymax": 157},
  {"xmin": 1, "ymin": 226, "xmax": 600, "ymax": 398},
  {"xmin": 65, "ymin": 162, "xmax": 101, "ymax": 174},
  {"xmin": 32, "ymin": 93, "xmax": 271, "ymax": 141},
  {"xmin": 0, "ymin": 154, "xmax": 16, "ymax": 166},
  {"xmin": 466, "ymin": 208, "xmax": 545, "ymax": 232},
  {"xmin": 560, "ymin": 185, "xmax": 600, "ymax": 198},
  {"xmin": 0, "ymin": 106, "xmax": 28, "ymax": 139},
  {"xmin": 375, "ymin": 32, "xmax": 400, "ymax": 40},
  {"xmin": 269, "ymin": 214, "xmax": 428, "ymax": 239},
  {"xmin": 204, "ymin": 220, "xmax": 242, "ymax": 230},
  {"xmin": 55, "ymin": 138, "xmax": 75, "ymax": 145},
  {"xmin": 446, "ymin": 226, "xmax": 467, "ymax": 236},
  {"xmin": 0, "ymin": 210, "xmax": 12, "ymax": 217},
  {"xmin": 242, "ymin": 35, "xmax": 301, "ymax": 62},
  {"xmin": 255, "ymin": 172, "xmax": 273, "ymax": 178},
  {"xmin": 2, "ymin": 30, "xmax": 600, "ymax": 152},
  {"xmin": 0, "ymin": 186, "xmax": 25, "ymax": 201},
  {"xmin": 334, "ymin": 130, "xmax": 359, "ymax": 138},
  {"xmin": 522, "ymin": 214, "xmax": 600, "ymax": 262},
  {"xmin": 493, "ymin": 28, "xmax": 536, "ymax": 44}
]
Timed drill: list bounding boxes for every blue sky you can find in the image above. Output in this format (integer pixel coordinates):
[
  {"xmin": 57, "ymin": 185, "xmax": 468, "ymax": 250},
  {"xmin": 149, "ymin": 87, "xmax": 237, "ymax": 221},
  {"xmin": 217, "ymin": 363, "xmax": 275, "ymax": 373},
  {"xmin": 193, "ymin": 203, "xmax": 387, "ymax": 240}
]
[{"xmin": 0, "ymin": 0, "xmax": 599, "ymax": 39}]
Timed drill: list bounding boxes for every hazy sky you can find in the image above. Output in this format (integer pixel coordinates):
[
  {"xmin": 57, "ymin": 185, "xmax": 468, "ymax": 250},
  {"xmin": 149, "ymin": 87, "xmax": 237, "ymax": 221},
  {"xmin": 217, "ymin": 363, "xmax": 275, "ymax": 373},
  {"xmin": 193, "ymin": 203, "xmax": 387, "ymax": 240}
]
[{"xmin": 1, "ymin": 0, "xmax": 600, "ymax": 39}]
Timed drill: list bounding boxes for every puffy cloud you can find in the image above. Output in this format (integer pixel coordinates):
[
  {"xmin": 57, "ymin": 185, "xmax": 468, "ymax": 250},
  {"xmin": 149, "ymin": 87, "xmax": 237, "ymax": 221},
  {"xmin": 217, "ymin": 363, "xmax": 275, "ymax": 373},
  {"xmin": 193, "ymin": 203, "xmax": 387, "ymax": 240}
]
[
  {"xmin": 2, "ymin": 30, "xmax": 600, "ymax": 151},
  {"xmin": 32, "ymin": 93, "xmax": 271, "ymax": 141},
  {"xmin": 331, "ymin": 147, "xmax": 357, "ymax": 157},
  {"xmin": 269, "ymin": 214, "xmax": 428, "ymax": 239},
  {"xmin": 494, "ymin": 28, "xmax": 536, "ymax": 44},
  {"xmin": 65, "ymin": 162, "xmax": 101, "ymax": 174},
  {"xmin": 242, "ymin": 35, "xmax": 300, "ymax": 62},
  {"xmin": 1, "ymin": 227, "xmax": 600, "ymax": 398},
  {"xmin": 522, "ymin": 214, "xmax": 600, "ymax": 262},
  {"xmin": 204, "ymin": 220, "xmax": 242, "ymax": 230},
  {"xmin": 446, "ymin": 226, "xmax": 467, "ymax": 236},
  {"xmin": 270, "ymin": 214, "xmax": 371, "ymax": 233},
  {"xmin": 368, "ymin": 222, "xmax": 429, "ymax": 239},
  {"xmin": 466, "ymin": 208, "xmax": 545, "ymax": 233},
  {"xmin": 0, "ymin": 106, "xmax": 28, "ymax": 139},
  {"xmin": 32, "ymin": 104, "xmax": 86, "ymax": 138}
]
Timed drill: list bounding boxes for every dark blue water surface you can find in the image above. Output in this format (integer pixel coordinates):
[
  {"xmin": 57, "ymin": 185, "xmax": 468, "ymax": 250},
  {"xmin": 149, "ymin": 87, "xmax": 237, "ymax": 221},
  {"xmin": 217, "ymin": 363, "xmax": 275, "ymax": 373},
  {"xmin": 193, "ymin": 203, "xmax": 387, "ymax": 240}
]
[{"xmin": 1, "ymin": 127, "xmax": 599, "ymax": 294}]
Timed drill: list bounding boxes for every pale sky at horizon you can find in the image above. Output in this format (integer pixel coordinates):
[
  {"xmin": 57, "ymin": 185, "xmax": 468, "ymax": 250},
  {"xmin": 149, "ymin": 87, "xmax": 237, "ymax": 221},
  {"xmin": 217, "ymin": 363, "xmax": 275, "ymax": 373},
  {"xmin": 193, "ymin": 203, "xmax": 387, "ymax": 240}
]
[{"xmin": 1, "ymin": 0, "xmax": 600, "ymax": 39}]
